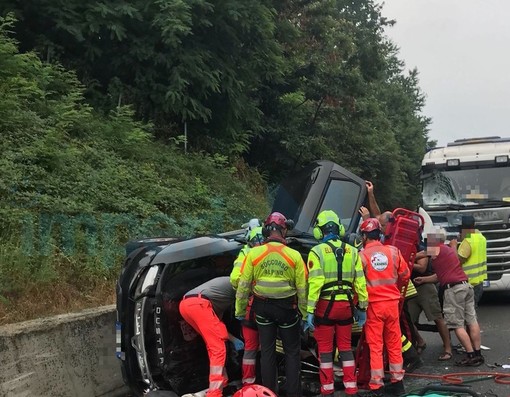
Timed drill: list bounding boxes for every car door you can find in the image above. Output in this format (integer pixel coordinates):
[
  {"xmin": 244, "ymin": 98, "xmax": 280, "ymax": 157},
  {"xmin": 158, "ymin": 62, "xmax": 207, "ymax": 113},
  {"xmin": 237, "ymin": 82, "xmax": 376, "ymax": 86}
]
[{"xmin": 271, "ymin": 160, "xmax": 367, "ymax": 237}]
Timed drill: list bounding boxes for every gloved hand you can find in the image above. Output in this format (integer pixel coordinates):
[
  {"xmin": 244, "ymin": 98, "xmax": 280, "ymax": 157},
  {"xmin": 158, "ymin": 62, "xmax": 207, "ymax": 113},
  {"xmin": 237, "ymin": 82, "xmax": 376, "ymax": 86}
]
[
  {"xmin": 235, "ymin": 315, "xmax": 245, "ymax": 321},
  {"xmin": 354, "ymin": 309, "xmax": 367, "ymax": 327},
  {"xmin": 231, "ymin": 337, "xmax": 244, "ymax": 351},
  {"xmin": 303, "ymin": 313, "xmax": 315, "ymax": 332}
]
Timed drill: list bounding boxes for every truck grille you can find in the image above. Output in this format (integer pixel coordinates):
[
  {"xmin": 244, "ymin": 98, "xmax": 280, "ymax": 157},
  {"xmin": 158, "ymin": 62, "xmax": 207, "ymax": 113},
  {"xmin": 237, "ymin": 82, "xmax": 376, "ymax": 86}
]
[{"xmin": 475, "ymin": 221, "xmax": 510, "ymax": 281}]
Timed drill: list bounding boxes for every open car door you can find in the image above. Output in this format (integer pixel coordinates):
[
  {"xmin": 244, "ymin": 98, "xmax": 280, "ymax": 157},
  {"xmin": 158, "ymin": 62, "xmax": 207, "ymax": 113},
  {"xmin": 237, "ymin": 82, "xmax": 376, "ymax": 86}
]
[{"xmin": 272, "ymin": 160, "xmax": 367, "ymax": 240}]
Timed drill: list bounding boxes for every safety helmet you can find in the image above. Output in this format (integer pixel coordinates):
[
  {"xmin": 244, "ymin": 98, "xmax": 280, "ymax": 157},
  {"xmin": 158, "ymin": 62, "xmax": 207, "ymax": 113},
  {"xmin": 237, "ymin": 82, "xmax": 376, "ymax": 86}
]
[
  {"xmin": 232, "ymin": 384, "xmax": 277, "ymax": 397},
  {"xmin": 313, "ymin": 210, "xmax": 345, "ymax": 240},
  {"xmin": 262, "ymin": 212, "xmax": 294, "ymax": 237},
  {"xmin": 360, "ymin": 218, "xmax": 381, "ymax": 233},
  {"xmin": 247, "ymin": 226, "xmax": 264, "ymax": 247},
  {"xmin": 243, "ymin": 218, "xmax": 261, "ymax": 230},
  {"xmin": 243, "ymin": 218, "xmax": 261, "ymax": 241}
]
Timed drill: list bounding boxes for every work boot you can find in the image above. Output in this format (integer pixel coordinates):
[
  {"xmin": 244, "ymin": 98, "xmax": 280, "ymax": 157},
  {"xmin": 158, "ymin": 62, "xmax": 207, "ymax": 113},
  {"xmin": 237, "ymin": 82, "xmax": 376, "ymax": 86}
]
[
  {"xmin": 384, "ymin": 380, "xmax": 406, "ymax": 397},
  {"xmin": 356, "ymin": 388, "xmax": 383, "ymax": 397},
  {"xmin": 403, "ymin": 356, "xmax": 424, "ymax": 373}
]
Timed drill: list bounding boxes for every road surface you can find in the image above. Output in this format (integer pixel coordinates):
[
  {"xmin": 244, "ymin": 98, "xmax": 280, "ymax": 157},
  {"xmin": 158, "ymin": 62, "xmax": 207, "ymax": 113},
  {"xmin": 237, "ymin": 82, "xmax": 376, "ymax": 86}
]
[
  {"xmin": 124, "ymin": 291, "xmax": 510, "ymax": 397},
  {"xmin": 406, "ymin": 290, "xmax": 510, "ymax": 397}
]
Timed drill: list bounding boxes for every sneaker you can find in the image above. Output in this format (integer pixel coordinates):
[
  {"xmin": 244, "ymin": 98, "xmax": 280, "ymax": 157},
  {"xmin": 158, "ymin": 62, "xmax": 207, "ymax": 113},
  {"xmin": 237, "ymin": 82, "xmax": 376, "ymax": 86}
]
[{"xmin": 384, "ymin": 380, "xmax": 406, "ymax": 397}]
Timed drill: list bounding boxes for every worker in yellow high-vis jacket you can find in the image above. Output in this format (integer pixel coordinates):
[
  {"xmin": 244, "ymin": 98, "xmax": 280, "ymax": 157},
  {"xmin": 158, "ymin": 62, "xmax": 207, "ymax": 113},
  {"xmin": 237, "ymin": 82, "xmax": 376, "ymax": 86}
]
[
  {"xmin": 235, "ymin": 212, "xmax": 307, "ymax": 397},
  {"xmin": 230, "ymin": 224, "xmax": 264, "ymax": 386},
  {"xmin": 456, "ymin": 215, "xmax": 487, "ymax": 308},
  {"xmin": 306, "ymin": 210, "xmax": 368, "ymax": 396}
]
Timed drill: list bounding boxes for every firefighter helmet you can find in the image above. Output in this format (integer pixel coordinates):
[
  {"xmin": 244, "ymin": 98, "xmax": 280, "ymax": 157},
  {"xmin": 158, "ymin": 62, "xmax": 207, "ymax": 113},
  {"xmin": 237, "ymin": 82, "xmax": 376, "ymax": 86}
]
[
  {"xmin": 360, "ymin": 218, "xmax": 381, "ymax": 233},
  {"xmin": 232, "ymin": 384, "xmax": 277, "ymax": 397}
]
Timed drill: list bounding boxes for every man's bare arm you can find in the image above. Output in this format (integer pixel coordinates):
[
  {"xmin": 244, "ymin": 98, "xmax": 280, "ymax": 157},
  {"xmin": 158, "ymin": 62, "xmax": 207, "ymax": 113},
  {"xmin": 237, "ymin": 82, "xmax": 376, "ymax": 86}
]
[{"xmin": 365, "ymin": 180, "xmax": 381, "ymax": 217}]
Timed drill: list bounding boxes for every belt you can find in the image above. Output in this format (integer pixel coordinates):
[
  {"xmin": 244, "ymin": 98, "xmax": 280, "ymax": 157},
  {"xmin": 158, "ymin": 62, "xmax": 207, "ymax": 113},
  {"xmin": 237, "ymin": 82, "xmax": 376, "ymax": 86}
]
[
  {"xmin": 183, "ymin": 293, "xmax": 210, "ymax": 301},
  {"xmin": 444, "ymin": 280, "xmax": 468, "ymax": 290},
  {"xmin": 253, "ymin": 294, "xmax": 296, "ymax": 302}
]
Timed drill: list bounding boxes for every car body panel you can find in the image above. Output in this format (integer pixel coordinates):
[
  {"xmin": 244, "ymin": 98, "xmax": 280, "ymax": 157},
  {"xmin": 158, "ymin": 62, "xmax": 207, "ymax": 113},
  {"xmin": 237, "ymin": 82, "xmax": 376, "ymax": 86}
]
[{"xmin": 116, "ymin": 160, "xmax": 367, "ymax": 395}]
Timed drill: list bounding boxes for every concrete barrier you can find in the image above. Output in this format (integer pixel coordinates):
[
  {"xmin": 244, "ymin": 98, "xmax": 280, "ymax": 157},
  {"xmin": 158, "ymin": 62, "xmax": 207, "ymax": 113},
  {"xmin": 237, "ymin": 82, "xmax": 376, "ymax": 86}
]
[{"xmin": 0, "ymin": 305, "xmax": 130, "ymax": 397}]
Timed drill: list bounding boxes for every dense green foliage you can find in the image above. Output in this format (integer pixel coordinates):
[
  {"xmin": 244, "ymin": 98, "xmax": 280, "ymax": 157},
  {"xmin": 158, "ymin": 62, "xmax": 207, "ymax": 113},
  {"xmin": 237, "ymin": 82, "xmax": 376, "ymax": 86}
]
[
  {"xmin": 0, "ymin": 15, "xmax": 268, "ymax": 314},
  {"xmin": 0, "ymin": 0, "xmax": 433, "ymax": 320},
  {"xmin": 2, "ymin": 0, "xmax": 433, "ymax": 209}
]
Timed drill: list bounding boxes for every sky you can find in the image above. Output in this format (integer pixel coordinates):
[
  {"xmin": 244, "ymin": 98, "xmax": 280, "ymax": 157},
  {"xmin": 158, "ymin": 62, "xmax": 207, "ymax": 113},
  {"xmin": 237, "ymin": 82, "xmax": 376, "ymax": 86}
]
[{"xmin": 378, "ymin": 0, "xmax": 510, "ymax": 147}]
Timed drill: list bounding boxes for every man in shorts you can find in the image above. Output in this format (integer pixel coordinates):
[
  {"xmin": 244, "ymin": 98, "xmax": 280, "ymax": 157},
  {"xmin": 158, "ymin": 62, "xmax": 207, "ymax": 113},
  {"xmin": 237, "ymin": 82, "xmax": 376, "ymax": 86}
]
[
  {"xmin": 408, "ymin": 255, "xmax": 452, "ymax": 361},
  {"xmin": 413, "ymin": 228, "xmax": 483, "ymax": 367}
]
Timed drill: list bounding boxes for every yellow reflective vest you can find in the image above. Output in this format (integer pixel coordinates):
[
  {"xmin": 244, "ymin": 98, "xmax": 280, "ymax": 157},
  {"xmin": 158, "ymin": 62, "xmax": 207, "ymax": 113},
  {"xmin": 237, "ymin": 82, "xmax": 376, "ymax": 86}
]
[
  {"xmin": 306, "ymin": 239, "xmax": 368, "ymax": 314},
  {"xmin": 230, "ymin": 245, "xmax": 249, "ymax": 290},
  {"xmin": 461, "ymin": 231, "xmax": 487, "ymax": 286},
  {"xmin": 404, "ymin": 279, "xmax": 418, "ymax": 299},
  {"xmin": 235, "ymin": 242, "xmax": 308, "ymax": 318}
]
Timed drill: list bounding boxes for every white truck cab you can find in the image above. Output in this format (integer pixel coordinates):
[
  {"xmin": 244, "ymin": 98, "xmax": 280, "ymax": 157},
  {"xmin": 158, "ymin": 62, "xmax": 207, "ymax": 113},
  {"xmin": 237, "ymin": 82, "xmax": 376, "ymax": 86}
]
[{"xmin": 420, "ymin": 136, "xmax": 510, "ymax": 291}]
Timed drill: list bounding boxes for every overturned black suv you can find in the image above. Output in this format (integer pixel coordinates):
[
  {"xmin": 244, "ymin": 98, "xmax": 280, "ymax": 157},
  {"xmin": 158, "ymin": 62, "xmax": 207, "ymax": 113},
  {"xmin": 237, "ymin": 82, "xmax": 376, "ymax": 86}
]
[{"xmin": 116, "ymin": 160, "xmax": 367, "ymax": 396}]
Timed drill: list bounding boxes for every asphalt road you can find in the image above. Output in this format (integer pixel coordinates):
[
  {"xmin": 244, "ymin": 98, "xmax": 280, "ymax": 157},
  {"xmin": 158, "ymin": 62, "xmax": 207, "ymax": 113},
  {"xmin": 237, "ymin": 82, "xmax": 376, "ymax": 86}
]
[
  {"xmin": 405, "ymin": 290, "xmax": 510, "ymax": 397},
  {"xmin": 127, "ymin": 292, "xmax": 510, "ymax": 397}
]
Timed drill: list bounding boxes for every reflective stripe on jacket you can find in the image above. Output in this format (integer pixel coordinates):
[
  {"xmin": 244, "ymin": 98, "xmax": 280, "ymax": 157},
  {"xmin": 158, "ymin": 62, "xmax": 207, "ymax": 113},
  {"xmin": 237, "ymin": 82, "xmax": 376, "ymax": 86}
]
[
  {"xmin": 360, "ymin": 241, "xmax": 410, "ymax": 302},
  {"xmin": 405, "ymin": 279, "xmax": 417, "ymax": 298},
  {"xmin": 235, "ymin": 242, "xmax": 308, "ymax": 317},
  {"xmin": 307, "ymin": 240, "xmax": 368, "ymax": 313},
  {"xmin": 462, "ymin": 231, "xmax": 487, "ymax": 286}
]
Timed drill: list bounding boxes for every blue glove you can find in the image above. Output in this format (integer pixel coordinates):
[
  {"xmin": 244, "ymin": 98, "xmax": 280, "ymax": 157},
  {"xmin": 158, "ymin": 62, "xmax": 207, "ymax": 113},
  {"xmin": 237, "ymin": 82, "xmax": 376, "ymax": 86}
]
[
  {"xmin": 231, "ymin": 337, "xmax": 244, "ymax": 351},
  {"xmin": 303, "ymin": 313, "xmax": 315, "ymax": 332},
  {"xmin": 354, "ymin": 309, "xmax": 367, "ymax": 327},
  {"xmin": 235, "ymin": 316, "xmax": 245, "ymax": 321}
]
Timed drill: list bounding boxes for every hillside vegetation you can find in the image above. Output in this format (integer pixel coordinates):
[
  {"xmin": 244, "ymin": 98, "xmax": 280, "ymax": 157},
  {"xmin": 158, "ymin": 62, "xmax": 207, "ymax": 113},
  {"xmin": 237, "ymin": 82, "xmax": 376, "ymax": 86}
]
[
  {"xmin": 0, "ymin": 0, "xmax": 432, "ymax": 323},
  {"xmin": 0, "ymin": 16, "xmax": 268, "ymax": 323}
]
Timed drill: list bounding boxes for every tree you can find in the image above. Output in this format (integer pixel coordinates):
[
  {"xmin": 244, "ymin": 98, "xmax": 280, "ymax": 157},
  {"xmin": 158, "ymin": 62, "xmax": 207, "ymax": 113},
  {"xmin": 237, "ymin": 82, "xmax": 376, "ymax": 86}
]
[{"xmin": 1, "ymin": 0, "xmax": 284, "ymax": 155}]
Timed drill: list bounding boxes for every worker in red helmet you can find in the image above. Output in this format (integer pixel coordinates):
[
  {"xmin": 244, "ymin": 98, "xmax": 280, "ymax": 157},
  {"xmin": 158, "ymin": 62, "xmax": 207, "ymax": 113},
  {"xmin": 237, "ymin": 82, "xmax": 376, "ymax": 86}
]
[
  {"xmin": 235, "ymin": 212, "xmax": 308, "ymax": 397},
  {"xmin": 306, "ymin": 210, "xmax": 368, "ymax": 396},
  {"xmin": 179, "ymin": 277, "xmax": 244, "ymax": 397},
  {"xmin": 230, "ymin": 224, "xmax": 265, "ymax": 385},
  {"xmin": 358, "ymin": 218, "xmax": 410, "ymax": 397}
]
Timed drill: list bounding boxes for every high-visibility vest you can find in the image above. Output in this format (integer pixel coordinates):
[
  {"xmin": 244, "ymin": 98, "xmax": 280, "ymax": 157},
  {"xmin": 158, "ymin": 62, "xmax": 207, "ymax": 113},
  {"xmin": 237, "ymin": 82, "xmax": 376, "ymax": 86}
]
[
  {"xmin": 404, "ymin": 279, "xmax": 418, "ymax": 299},
  {"xmin": 462, "ymin": 232, "xmax": 487, "ymax": 286},
  {"xmin": 230, "ymin": 245, "xmax": 249, "ymax": 289},
  {"xmin": 235, "ymin": 242, "xmax": 308, "ymax": 317},
  {"xmin": 307, "ymin": 239, "xmax": 368, "ymax": 314}
]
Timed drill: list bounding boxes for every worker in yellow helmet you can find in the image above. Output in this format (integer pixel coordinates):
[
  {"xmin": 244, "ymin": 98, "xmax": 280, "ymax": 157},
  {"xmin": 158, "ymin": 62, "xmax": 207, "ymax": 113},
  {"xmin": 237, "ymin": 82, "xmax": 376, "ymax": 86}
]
[{"xmin": 306, "ymin": 210, "xmax": 368, "ymax": 397}]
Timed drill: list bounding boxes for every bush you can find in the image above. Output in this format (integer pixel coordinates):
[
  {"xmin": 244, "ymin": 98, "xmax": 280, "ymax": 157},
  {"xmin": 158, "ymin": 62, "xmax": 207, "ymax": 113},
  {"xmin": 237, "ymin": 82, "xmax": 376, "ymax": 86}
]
[{"xmin": 0, "ymin": 16, "xmax": 269, "ymax": 324}]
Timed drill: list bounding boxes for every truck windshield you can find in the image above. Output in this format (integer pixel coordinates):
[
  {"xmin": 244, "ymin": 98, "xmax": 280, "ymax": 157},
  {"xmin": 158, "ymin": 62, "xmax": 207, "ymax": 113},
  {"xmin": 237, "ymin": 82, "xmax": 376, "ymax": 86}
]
[{"xmin": 422, "ymin": 167, "xmax": 510, "ymax": 209}]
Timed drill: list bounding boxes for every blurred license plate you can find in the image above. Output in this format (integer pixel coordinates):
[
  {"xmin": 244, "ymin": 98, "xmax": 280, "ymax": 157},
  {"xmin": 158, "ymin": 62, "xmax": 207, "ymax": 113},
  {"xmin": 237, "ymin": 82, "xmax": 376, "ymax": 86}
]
[{"xmin": 482, "ymin": 280, "xmax": 490, "ymax": 287}]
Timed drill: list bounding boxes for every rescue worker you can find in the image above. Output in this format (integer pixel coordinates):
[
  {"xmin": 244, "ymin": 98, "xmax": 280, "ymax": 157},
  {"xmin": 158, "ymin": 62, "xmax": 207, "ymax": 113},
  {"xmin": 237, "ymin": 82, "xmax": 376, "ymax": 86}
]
[
  {"xmin": 451, "ymin": 215, "xmax": 487, "ymax": 307},
  {"xmin": 230, "ymin": 225, "xmax": 264, "ymax": 385},
  {"xmin": 305, "ymin": 210, "xmax": 368, "ymax": 396},
  {"xmin": 362, "ymin": 186, "xmax": 423, "ymax": 372},
  {"xmin": 179, "ymin": 277, "xmax": 244, "ymax": 397},
  {"xmin": 358, "ymin": 218, "xmax": 410, "ymax": 397},
  {"xmin": 235, "ymin": 212, "xmax": 308, "ymax": 397}
]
